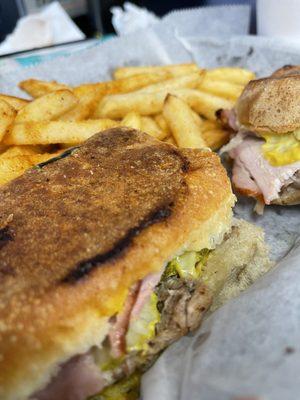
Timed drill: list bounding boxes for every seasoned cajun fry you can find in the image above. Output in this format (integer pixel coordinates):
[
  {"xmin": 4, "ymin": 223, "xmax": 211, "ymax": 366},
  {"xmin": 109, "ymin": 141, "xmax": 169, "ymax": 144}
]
[
  {"xmin": 137, "ymin": 72, "xmax": 202, "ymax": 93},
  {"xmin": 59, "ymin": 101, "xmax": 93, "ymax": 122},
  {"xmin": 96, "ymin": 90, "xmax": 168, "ymax": 119},
  {"xmin": 1, "ymin": 146, "xmax": 43, "ymax": 157},
  {"xmin": 0, "ymin": 151, "xmax": 61, "ymax": 186},
  {"xmin": 121, "ymin": 112, "xmax": 142, "ymax": 130},
  {"xmin": 80, "ymin": 72, "xmax": 171, "ymax": 95},
  {"xmin": 97, "ymin": 90, "xmax": 158, "ymax": 119},
  {"xmin": 113, "ymin": 63, "xmax": 200, "ymax": 79},
  {"xmin": 201, "ymin": 120, "xmax": 220, "ymax": 132},
  {"xmin": 92, "ymin": 73, "xmax": 201, "ymax": 118},
  {"xmin": 154, "ymin": 114, "xmax": 170, "ymax": 136},
  {"xmin": 5, "ymin": 119, "xmax": 119, "ymax": 145},
  {"xmin": 0, "ymin": 62, "xmax": 255, "ymax": 189},
  {"xmin": 106, "ymin": 73, "xmax": 172, "ymax": 94},
  {"xmin": 205, "ymin": 67, "xmax": 255, "ymax": 85},
  {"xmin": 0, "ymin": 94, "xmax": 29, "ymax": 110},
  {"xmin": 59, "ymin": 86, "xmax": 103, "ymax": 121},
  {"xmin": 0, "ymin": 100, "xmax": 16, "ymax": 141},
  {"xmin": 163, "ymin": 94, "xmax": 207, "ymax": 148},
  {"xmin": 198, "ymin": 77, "xmax": 244, "ymax": 100},
  {"xmin": 202, "ymin": 128, "xmax": 231, "ymax": 150},
  {"xmin": 98, "ymin": 88, "xmax": 233, "ymax": 120},
  {"xmin": 114, "ymin": 63, "xmax": 200, "ymax": 80},
  {"xmin": 140, "ymin": 117, "xmax": 166, "ymax": 140},
  {"xmin": 15, "ymin": 90, "xmax": 78, "ymax": 123},
  {"xmin": 164, "ymin": 135, "xmax": 176, "ymax": 145},
  {"xmin": 19, "ymin": 79, "xmax": 70, "ymax": 98},
  {"xmin": 177, "ymin": 89, "xmax": 234, "ymax": 120}
]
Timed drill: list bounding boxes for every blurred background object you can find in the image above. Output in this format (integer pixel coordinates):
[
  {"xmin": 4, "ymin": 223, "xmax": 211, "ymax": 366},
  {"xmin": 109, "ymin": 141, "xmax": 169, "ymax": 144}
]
[
  {"xmin": 257, "ymin": 0, "xmax": 300, "ymax": 39},
  {"xmin": 0, "ymin": 2, "xmax": 85, "ymax": 56},
  {"xmin": 8, "ymin": 0, "xmax": 298, "ymax": 60},
  {"xmin": 0, "ymin": 0, "xmax": 257, "ymax": 45},
  {"xmin": 111, "ymin": 2, "xmax": 159, "ymax": 36}
]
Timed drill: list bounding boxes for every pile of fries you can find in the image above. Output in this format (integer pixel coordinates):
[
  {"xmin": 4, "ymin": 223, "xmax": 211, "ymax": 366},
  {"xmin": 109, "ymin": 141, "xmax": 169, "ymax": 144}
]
[{"xmin": 0, "ymin": 63, "xmax": 255, "ymax": 185}]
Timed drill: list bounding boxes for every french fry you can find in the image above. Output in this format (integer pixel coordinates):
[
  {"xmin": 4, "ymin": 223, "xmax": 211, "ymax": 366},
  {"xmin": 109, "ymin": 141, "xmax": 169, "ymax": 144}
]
[
  {"xmin": 19, "ymin": 79, "xmax": 70, "ymax": 98},
  {"xmin": 107, "ymin": 73, "xmax": 172, "ymax": 94},
  {"xmin": 176, "ymin": 89, "xmax": 234, "ymax": 120},
  {"xmin": 138, "ymin": 72, "xmax": 202, "ymax": 93},
  {"xmin": 15, "ymin": 90, "xmax": 78, "ymax": 123},
  {"xmin": 164, "ymin": 135, "xmax": 177, "ymax": 145},
  {"xmin": 96, "ymin": 91, "xmax": 167, "ymax": 119},
  {"xmin": 0, "ymin": 100, "xmax": 16, "ymax": 141},
  {"xmin": 201, "ymin": 120, "xmax": 219, "ymax": 132},
  {"xmin": 0, "ymin": 152, "xmax": 61, "ymax": 186},
  {"xmin": 198, "ymin": 77, "xmax": 244, "ymax": 100},
  {"xmin": 0, "ymin": 94, "xmax": 29, "ymax": 110},
  {"xmin": 154, "ymin": 114, "xmax": 170, "ymax": 136},
  {"xmin": 98, "ymin": 88, "xmax": 233, "ymax": 120},
  {"xmin": 193, "ymin": 119, "xmax": 231, "ymax": 150},
  {"xmin": 93, "ymin": 73, "xmax": 200, "ymax": 118},
  {"xmin": 59, "ymin": 143, "xmax": 76, "ymax": 150},
  {"xmin": 5, "ymin": 119, "xmax": 119, "ymax": 145},
  {"xmin": 1, "ymin": 145, "xmax": 43, "ymax": 157},
  {"xmin": 121, "ymin": 112, "xmax": 142, "ymax": 130},
  {"xmin": 202, "ymin": 128, "xmax": 230, "ymax": 150},
  {"xmin": 59, "ymin": 86, "xmax": 103, "ymax": 121},
  {"xmin": 205, "ymin": 67, "xmax": 255, "ymax": 85},
  {"xmin": 114, "ymin": 63, "xmax": 200, "ymax": 80},
  {"xmin": 79, "ymin": 72, "xmax": 172, "ymax": 109},
  {"xmin": 140, "ymin": 117, "xmax": 166, "ymax": 140},
  {"xmin": 163, "ymin": 95, "xmax": 207, "ymax": 148}
]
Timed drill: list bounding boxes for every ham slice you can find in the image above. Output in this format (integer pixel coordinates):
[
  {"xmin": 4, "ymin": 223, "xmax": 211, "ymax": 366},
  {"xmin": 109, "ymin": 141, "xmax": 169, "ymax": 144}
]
[
  {"xmin": 34, "ymin": 354, "xmax": 105, "ymax": 400},
  {"xmin": 232, "ymin": 158, "xmax": 261, "ymax": 197},
  {"xmin": 109, "ymin": 273, "xmax": 161, "ymax": 357},
  {"xmin": 230, "ymin": 137, "xmax": 300, "ymax": 204},
  {"xmin": 130, "ymin": 273, "xmax": 161, "ymax": 320},
  {"xmin": 108, "ymin": 281, "xmax": 140, "ymax": 358},
  {"xmin": 33, "ymin": 274, "xmax": 161, "ymax": 400}
]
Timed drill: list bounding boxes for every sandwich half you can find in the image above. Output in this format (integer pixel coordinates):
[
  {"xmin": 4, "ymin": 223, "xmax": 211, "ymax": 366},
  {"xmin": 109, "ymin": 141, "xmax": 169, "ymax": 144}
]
[
  {"xmin": 218, "ymin": 65, "xmax": 300, "ymax": 207},
  {"xmin": 0, "ymin": 127, "xmax": 271, "ymax": 400}
]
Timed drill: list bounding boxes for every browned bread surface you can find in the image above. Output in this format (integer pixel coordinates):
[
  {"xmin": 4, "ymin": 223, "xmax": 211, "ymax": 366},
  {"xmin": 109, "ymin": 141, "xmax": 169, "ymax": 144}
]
[
  {"xmin": 0, "ymin": 127, "xmax": 233, "ymax": 399},
  {"xmin": 236, "ymin": 74, "xmax": 300, "ymax": 134},
  {"xmin": 271, "ymin": 65, "xmax": 300, "ymax": 78}
]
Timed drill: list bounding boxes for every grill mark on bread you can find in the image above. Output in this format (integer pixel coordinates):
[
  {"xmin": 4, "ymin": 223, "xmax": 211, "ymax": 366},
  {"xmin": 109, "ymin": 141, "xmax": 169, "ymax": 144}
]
[
  {"xmin": 0, "ymin": 226, "xmax": 14, "ymax": 250},
  {"xmin": 167, "ymin": 147, "xmax": 190, "ymax": 173},
  {"xmin": 62, "ymin": 204, "xmax": 173, "ymax": 283},
  {"xmin": 35, "ymin": 146, "xmax": 79, "ymax": 169}
]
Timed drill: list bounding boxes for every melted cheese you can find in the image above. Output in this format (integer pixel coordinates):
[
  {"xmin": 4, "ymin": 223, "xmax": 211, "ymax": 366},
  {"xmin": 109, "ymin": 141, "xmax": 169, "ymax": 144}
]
[{"xmin": 261, "ymin": 131, "xmax": 300, "ymax": 166}]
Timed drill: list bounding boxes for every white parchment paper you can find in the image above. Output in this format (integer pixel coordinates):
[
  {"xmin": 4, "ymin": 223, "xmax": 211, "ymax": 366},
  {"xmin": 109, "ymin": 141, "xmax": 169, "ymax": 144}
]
[{"xmin": 0, "ymin": 8, "xmax": 299, "ymax": 398}]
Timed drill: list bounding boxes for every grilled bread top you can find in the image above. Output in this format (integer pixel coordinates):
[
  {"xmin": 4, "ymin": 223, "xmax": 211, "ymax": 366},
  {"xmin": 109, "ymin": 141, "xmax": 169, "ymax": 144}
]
[{"xmin": 236, "ymin": 72, "xmax": 300, "ymax": 134}]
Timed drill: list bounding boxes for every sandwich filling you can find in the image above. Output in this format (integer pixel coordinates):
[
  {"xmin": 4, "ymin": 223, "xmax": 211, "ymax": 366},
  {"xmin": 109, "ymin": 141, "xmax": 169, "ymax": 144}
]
[
  {"xmin": 32, "ymin": 219, "xmax": 271, "ymax": 400},
  {"xmin": 219, "ymin": 110, "xmax": 300, "ymax": 204}
]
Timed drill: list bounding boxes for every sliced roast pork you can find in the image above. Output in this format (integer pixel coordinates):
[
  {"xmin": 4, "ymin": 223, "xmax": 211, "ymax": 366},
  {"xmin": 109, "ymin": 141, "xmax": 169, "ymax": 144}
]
[{"xmin": 227, "ymin": 135, "xmax": 300, "ymax": 204}]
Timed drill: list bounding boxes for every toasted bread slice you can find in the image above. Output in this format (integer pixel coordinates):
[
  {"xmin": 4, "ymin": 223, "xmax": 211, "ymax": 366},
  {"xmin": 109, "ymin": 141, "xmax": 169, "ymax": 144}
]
[
  {"xmin": 236, "ymin": 74, "xmax": 300, "ymax": 134},
  {"xmin": 0, "ymin": 127, "xmax": 234, "ymax": 399},
  {"xmin": 271, "ymin": 64, "xmax": 300, "ymax": 78}
]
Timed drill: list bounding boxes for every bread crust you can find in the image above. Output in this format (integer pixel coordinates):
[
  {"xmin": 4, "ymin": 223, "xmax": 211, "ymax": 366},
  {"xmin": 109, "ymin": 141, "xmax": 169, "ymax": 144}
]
[
  {"xmin": 271, "ymin": 65, "xmax": 300, "ymax": 78},
  {"xmin": 236, "ymin": 74, "xmax": 300, "ymax": 134},
  {"xmin": 0, "ymin": 128, "xmax": 234, "ymax": 399}
]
